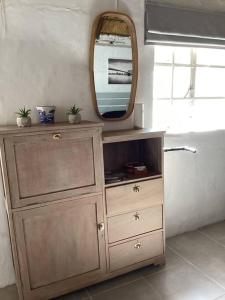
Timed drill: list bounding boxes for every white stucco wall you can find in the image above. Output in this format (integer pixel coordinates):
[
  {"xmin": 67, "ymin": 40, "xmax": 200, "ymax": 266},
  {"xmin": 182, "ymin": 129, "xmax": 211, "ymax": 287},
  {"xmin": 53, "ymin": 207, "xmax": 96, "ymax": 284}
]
[
  {"xmin": 164, "ymin": 131, "xmax": 225, "ymax": 237},
  {"xmin": 1, "ymin": 0, "xmax": 225, "ymax": 288}
]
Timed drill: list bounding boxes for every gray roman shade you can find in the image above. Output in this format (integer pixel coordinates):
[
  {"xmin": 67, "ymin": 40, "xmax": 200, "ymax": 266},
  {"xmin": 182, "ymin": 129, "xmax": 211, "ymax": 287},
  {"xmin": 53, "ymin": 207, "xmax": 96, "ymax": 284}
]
[{"xmin": 145, "ymin": 1, "xmax": 225, "ymax": 47}]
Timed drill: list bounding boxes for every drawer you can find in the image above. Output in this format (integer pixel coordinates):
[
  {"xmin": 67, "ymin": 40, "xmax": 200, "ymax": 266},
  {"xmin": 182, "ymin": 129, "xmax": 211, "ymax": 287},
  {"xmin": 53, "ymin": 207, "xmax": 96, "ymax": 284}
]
[
  {"xmin": 109, "ymin": 231, "xmax": 163, "ymax": 272},
  {"xmin": 107, "ymin": 205, "xmax": 163, "ymax": 243},
  {"xmin": 106, "ymin": 179, "xmax": 163, "ymax": 216},
  {"xmin": 4, "ymin": 128, "xmax": 103, "ymax": 208}
]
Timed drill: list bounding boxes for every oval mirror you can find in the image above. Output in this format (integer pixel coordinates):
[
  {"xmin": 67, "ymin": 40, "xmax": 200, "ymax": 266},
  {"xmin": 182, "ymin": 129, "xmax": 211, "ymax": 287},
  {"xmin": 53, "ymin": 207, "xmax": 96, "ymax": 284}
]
[{"xmin": 90, "ymin": 12, "xmax": 138, "ymax": 121}]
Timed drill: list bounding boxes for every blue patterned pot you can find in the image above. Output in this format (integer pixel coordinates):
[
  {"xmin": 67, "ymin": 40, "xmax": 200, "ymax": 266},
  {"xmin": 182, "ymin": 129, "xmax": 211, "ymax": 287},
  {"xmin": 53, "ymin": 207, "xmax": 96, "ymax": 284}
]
[{"xmin": 36, "ymin": 106, "xmax": 56, "ymax": 124}]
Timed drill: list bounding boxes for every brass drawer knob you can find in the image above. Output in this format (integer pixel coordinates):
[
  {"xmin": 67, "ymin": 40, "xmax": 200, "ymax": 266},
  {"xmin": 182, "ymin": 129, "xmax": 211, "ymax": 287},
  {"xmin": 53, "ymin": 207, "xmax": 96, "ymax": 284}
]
[
  {"xmin": 53, "ymin": 133, "xmax": 62, "ymax": 140},
  {"xmin": 98, "ymin": 222, "xmax": 105, "ymax": 232},
  {"xmin": 134, "ymin": 242, "xmax": 141, "ymax": 249},
  {"xmin": 133, "ymin": 185, "xmax": 140, "ymax": 193},
  {"xmin": 134, "ymin": 213, "xmax": 140, "ymax": 221}
]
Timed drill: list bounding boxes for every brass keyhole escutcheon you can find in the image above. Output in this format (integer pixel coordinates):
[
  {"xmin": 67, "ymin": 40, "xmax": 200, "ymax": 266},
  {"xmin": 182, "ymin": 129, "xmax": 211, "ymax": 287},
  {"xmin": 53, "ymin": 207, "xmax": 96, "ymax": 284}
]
[{"xmin": 53, "ymin": 133, "xmax": 62, "ymax": 140}]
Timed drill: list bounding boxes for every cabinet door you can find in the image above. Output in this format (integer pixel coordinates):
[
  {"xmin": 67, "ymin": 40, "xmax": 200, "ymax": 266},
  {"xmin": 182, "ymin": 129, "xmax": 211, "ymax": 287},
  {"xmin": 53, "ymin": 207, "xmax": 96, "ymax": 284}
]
[
  {"xmin": 5, "ymin": 128, "xmax": 103, "ymax": 208},
  {"xmin": 13, "ymin": 195, "xmax": 106, "ymax": 299}
]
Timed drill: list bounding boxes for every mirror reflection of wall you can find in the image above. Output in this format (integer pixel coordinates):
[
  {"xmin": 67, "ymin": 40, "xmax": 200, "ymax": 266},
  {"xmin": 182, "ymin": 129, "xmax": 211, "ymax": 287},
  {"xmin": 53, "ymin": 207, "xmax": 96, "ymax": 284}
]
[{"xmin": 94, "ymin": 17, "xmax": 133, "ymax": 119}]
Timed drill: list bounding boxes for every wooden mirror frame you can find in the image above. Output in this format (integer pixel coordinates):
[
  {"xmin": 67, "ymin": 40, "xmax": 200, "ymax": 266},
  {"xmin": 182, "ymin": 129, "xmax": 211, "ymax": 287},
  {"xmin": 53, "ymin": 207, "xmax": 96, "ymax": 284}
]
[{"xmin": 89, "ymin": 11, "xmax": 138, "ymax": 122}]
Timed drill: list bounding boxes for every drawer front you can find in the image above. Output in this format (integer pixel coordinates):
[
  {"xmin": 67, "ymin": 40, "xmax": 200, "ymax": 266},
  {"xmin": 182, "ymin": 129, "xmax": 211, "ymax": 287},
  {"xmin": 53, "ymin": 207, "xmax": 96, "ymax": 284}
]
[
  {"xmin": 106, "ymin": 179, "xmax": 163, "ymax": 216},
  {"xmin": 5, "ymin": 128, "xmax": 103, "ymax": 208},
  {"xmin": 109, "ymin": 231, "xmax": 163, "ymax": 272},
  {"xmin": 107, "ymin": 205, "xmax": 163, "ymax": 243}
]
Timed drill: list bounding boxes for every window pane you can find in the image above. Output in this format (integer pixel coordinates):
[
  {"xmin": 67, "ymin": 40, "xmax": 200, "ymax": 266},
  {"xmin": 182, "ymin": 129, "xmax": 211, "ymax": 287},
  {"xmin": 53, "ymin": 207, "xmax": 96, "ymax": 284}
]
[
  {"xmin": 153, "ymin": 45, "xmax": 225, "ymax": 133},
  {"xmin": 154, "ymin": 46, "xmax": 173, "ymax": 63},
  {"xmin": 196, "ymin": 48, "xmax": 225, "ymax": 66},
  {"xmin": 153, "ymin": 99, "xmax": 193, "ymax": 133},
  {"xmin": 195, "ymin": 67, "xmax": 225, "ymax": 98},
  {"xmin": 173, "ymin": 67, "xmax": 191, "ymax": 98},
  {"xmin": 192, "ymin": 100, "xmax": 225, "ymax": 131},
  {"xmin": 153, "ymin": 100, "xmax": 172, "ymax": 131},
  {"xmin": 168, "ymin": 100, "xmax": 193, "ymax": 132},
  {"xmin": 174, "ymin": 48, "xmax": 191, "ymax": 64},
  {"xmin": 154, "ymin": 66, "xmax": 172, "ymax": 98}
]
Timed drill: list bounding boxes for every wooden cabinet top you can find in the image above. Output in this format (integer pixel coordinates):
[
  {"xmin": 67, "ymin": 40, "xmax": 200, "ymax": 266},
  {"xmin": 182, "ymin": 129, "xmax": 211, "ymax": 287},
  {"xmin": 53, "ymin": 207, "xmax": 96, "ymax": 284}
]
[
  {"xmin": 102, "ymin": 129, "xmax": 165, "ymax": 144},
  {"xmin": 0, "ymin": 121, "xmax": 104, "ymax": 136}
]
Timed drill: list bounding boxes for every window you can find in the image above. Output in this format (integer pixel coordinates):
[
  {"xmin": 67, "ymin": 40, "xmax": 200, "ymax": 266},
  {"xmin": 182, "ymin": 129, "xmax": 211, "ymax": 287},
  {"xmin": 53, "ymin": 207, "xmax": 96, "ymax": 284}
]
[{"xmin": 153, "ymin": 46, "xmax": 225, "ymax": 133}]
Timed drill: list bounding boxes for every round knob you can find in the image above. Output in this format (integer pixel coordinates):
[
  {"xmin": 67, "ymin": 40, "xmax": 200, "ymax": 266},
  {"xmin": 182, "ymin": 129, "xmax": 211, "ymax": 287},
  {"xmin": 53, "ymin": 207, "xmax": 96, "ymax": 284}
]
[
  {"xmin": 134, "ymin": 213, "xmax": 140, "ymax": 221},
  {"xmin": 134, "ymin": 242, "xmax": 141, "ymax": 249},
  {"xmin": 133, "ymin": 185, "xmax": 140, "ymax": 192},
  {"xmin": 53, "ymin": 133, "xmax": 62, "ymax": 140},
  {"xmin": 97, "ymin": 222, "xmax": 105, "ymax": 232}
]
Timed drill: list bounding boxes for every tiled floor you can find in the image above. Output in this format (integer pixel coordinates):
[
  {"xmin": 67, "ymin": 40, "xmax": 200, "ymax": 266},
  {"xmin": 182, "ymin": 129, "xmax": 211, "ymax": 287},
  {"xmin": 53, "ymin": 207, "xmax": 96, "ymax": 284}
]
[{"xmin": 3, "ymin": 221, "xmax": 225, "ymax": 299}]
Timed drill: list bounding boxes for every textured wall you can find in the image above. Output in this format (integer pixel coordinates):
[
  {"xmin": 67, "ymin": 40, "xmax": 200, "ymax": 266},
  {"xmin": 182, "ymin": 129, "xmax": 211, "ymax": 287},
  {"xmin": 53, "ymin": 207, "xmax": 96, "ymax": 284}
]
[
  {"xmin": 0, "ymin": 0, "xmax": 137, "ymax": 130},
  {"xmin": 165, "ymin": 131, "xmax": 225, "ymax": 237}
]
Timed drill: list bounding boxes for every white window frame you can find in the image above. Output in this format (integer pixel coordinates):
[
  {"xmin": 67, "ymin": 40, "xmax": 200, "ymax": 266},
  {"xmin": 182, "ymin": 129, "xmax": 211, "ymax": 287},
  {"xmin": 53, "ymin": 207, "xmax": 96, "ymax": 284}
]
[{"xmin": 154, "ymin": 47, "xmax": 225, "ymax": 100}]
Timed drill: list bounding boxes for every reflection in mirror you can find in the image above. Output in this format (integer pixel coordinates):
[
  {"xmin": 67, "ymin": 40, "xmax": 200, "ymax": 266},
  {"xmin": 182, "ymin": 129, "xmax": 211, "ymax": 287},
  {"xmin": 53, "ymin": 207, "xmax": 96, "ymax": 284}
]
[{"xmin": 90, "ymin": 12, "xmax": 138, "ymax": 121}]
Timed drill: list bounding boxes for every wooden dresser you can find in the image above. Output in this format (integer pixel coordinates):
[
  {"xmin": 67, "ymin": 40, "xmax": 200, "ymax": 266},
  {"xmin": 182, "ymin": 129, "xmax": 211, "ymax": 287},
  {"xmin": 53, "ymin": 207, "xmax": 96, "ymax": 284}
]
[{"xmin": 0, "ymin": 123, "xmax": 165, "ymax": 300}]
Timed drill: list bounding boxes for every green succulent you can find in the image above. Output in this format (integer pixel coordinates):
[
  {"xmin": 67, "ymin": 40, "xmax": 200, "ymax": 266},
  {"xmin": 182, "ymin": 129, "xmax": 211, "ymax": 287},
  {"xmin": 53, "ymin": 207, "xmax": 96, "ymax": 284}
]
[
  {"xmin": 16, "ymin": 107, "xmax": 31, "ymax": 118},
  {"xmin": 67, "ymin": 105, "xmax": 82, "ymax": 115}
]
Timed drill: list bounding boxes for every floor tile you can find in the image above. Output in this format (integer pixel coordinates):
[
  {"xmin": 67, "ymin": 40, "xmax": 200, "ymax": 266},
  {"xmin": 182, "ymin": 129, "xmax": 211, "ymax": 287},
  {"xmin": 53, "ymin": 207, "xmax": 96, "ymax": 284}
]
[
  {"xmin": 53, "ymin": 288, "xmax": 89, "ymax": 300},
  {"xmin": 0, "ymin": 285, "xmax": 19, "ymax": 300},
  {"xmin": 4, "ymin": 222, "xmax": 225, "ymax": 300},
  {"xmin": 92, "ymin": 278, "xmax": 161, "ymax": 300},
  {"xmin": 146, "ymin": 260, "xmax": 224, "ymax": 300},
  {"xmin": 168, "ymin": 231, "xmax": 225, "ymax": 288},
  {"xmin": 88, "ymin": 270, "xmax": 142, "ymax": 296},
  {"xmin": 199, "ymin": 221, "xmax": 225, "ymax": 243},
  {"xmin": 218, "ymin": 237, "xmax": 225, "ymax": 246},
  {"xmin": 140, "ymin": 247, "xmax": 186, "ymax": 277}
]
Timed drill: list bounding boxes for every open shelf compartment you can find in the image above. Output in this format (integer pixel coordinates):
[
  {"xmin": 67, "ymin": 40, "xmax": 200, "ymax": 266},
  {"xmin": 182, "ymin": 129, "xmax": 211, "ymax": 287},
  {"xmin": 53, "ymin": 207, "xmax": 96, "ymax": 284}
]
[{"xmin": 103, "ymin": 137, "xmax": 163, "ymax": 186}]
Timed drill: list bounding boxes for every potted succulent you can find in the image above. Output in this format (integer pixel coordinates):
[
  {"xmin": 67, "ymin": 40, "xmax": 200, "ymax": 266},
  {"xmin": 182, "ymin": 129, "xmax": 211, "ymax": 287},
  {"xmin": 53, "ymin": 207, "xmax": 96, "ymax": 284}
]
[
  {"xmin": 67, "ymin": 105, "xmax": 82, "ymax": 124},
  {"xmin": 16, "ymin": 107, "xmax": 32, "ymax": 127}
]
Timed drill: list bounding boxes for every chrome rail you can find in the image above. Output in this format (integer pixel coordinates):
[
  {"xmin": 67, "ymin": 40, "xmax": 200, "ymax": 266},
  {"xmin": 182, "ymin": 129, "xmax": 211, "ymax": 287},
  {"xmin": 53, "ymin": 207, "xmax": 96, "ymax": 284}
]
[{"xmin": 164, "ymin": 146, "xmax": 197, "ymax": 153}]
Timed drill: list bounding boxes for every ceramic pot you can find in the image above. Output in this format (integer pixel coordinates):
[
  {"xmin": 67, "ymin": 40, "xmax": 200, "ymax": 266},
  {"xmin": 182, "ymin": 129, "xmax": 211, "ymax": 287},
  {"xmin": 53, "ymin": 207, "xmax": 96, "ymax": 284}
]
[
  {"xmin": 68, "ymin": 113, "xmax": 81, "ymax": 124},
  {"xmin": 36, "ymin": 106, "xmax": 56, "ymax": 124},
  {"xmin": 16, "ymin": 116, "xmax": 31, "ymax": 127}
]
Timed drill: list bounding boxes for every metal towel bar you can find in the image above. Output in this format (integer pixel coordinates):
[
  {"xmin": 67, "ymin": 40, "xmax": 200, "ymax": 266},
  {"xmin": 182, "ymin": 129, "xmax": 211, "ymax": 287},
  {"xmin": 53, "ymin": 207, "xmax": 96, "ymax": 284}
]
[{"xmin": 164, "ymin": 146, "xmax": 197, "ymax": 153}]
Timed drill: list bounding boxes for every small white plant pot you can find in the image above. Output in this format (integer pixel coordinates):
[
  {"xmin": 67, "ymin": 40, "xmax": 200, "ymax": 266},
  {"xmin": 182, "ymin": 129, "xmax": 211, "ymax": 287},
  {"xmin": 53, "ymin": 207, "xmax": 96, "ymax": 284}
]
[
  {"xmin": 68, "ymin": 113, "xmax": 81, "ymax": 124},
  {"xmin": 16, "ymin": 116, "xmax": 31, "ymax": 127}
]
